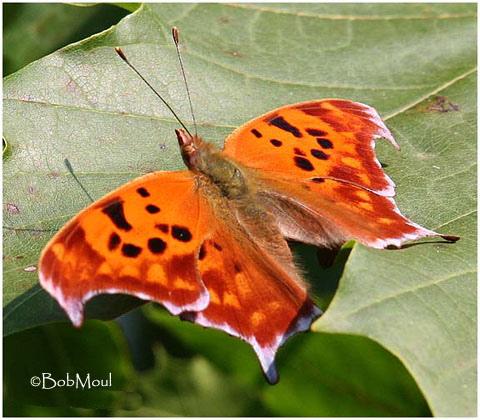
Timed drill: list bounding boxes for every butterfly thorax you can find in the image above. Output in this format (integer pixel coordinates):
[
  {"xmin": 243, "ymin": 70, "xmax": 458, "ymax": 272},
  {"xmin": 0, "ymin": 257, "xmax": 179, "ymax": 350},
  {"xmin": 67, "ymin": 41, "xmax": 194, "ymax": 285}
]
[{"xmin": 176, "ymin": 129, "xmax": 248, "ymax": 200}]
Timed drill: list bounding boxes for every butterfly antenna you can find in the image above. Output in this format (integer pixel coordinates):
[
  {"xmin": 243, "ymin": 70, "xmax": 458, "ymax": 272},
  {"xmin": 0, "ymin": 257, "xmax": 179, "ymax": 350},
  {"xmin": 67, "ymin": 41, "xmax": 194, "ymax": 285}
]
[
  {"xmin": 3, "ymin": 160, "xmax": 92, "ymax": 234},
  {"xmin": 64, "ymin": 159, "xmax": 94, "ymax": 203},
  {"xmin": 115, "ymin": 47, "xmax": 192, "ymax": 137},
  {"xmin": 172, "ymin": 27, "xmax": 198, "ymax": 137}
]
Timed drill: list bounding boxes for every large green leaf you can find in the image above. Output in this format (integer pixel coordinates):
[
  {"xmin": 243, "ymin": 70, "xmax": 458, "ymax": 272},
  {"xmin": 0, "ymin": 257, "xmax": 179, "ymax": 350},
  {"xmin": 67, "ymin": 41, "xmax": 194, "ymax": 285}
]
[
  {"xmin": 3, "ymin": 3, "xmax": 476, "ymax": 416},
  {"xmin": 314, "ymin": 71, "xmax": 477, "ymax": 416}
]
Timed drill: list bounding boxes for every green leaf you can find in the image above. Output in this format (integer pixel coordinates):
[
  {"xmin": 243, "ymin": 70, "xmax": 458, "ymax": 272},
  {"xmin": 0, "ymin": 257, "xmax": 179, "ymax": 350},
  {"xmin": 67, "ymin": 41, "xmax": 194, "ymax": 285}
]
[
  {"xmin": 3, "ymin": 3, "xmax": 130, "ymax": 76},
  {"xmin": 3, "ymin": 321, "xmax": 133, "ymax": 415},
  {"xmin": 113, "ymin": 3, "xmax": 141, "ymax": 13},
  {"xmin": 144, "ymin": 306, "xmax": 430, "ymax": 416},
  {"xmin": 313, "ymin": 71, "xmax": 477, "ymax": 417},
  {"xmin": 264, "ymin": 333, "xmax": 431, "ymax": 416},
  {"xmin": 3, "ymin": 3, "xmax": 476, "ymax": 416},
  {"xmin": 115, "ymin": 345, "xmax": 262, "ymax": 416}
]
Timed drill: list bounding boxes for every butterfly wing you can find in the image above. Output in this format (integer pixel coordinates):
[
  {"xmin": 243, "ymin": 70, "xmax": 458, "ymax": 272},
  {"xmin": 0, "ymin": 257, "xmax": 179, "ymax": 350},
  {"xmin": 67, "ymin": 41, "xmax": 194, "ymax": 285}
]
[
  {"xmin": 40, "ymin": 167, "xmax": 320, "ymax": 382},
  {"xmin": 39, "ymin": 171, "xmax": 211, "ymax": 326},
  {"xmin": 224, "ymin": 99, "xmax": 399, "ymax": 196},
  {"xmin": 183, "ymin": 204, "xmax": 321, "ymax": 384},
  {"xmin": 224, "ymin": 99, "xmax": 456, "ymax": 248},
  {"xmin": 257, "ymin": 176, "xmax": 446, "ymax": 249}
]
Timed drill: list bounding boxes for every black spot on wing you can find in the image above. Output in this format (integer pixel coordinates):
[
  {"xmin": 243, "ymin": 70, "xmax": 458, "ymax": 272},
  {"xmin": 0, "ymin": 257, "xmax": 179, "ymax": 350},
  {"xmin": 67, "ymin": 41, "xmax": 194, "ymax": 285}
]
[
  {"xmin": 102, "ymin": 199, "xmax": 132, "ymax": 231},
  {"xmin": 199, "ymin": 244, "xmax": 206, "ymax": 260},
  {"xmin": 233, "ymin": 262, "xmax": 242, "ymax": 273},
  {"xmin": 294, "ymin": 156, "xmax": 314, "ymax": 171},
  {"xmin": 136, "ymin": 187, "xmax": 150, "ymax": 197},
  {"xmin": 213, "ymin": 242, "xmax": 223, "ymax": 251},
  {"xmin": 148, "ymin": 238, "xmax": 167, "ymax": 254},
  {"xmin": 317, "ymin": 138, "xmax": 333, "ymax": 149},
  {"xmin": 108, "ymin": 232, "xmax": 121, "ymax": 250},
  {"xmin": 311, "ymin": 149, "xmax": 329, "ymax": 160},
  {"xmin": 307, "ymin": 128, "xmax": 328, "ymax": 137},
  {"xmin": 122, "ymin": 243, "xmax": 142, "ymax": 258},
  {"xmin": 311, "ymin": 177, "xmax": 325, "ymax": 183},
  {"xmin": 268, "ymin": 116, "xmax": 302, "ymax": 138},
  {"xmin": 251, "ymin": 129, "xmax": 262, "ymax": 138},
  {"xmin": 270, "ymin": 139, "xmax": 282, "ymax": 147},
  {"xmin": 294, "ymin": 147, "xmax": 306, "ymax": 156},
  {"xmin": 172, "ymin": 225, "xmax": 192, "ymax": 242},
  {"xmin": 155, "ymin": 223, "xmax": 169, "ymax": 233},
  {"xmin": 146, "ymin": 204, "xmax": 161, "ymax": 214}
]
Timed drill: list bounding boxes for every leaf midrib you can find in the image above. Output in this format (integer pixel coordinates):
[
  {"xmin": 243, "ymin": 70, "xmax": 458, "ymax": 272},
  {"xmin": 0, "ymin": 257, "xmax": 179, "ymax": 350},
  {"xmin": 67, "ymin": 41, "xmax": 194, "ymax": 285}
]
[{"xmin": 227, "ymin": 4, "xmax": 476, "ymax": 21}]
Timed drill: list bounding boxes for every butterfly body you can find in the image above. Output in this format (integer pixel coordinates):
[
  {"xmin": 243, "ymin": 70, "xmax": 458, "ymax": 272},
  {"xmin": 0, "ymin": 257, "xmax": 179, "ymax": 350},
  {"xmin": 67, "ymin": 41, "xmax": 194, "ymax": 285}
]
[
  {"xmin": 39, "ymin": 98, "xmax": 458, "ymax": 384},
  {"xmin": 179, "ymin": 133, "xmax": 250, "ymax": 202}
]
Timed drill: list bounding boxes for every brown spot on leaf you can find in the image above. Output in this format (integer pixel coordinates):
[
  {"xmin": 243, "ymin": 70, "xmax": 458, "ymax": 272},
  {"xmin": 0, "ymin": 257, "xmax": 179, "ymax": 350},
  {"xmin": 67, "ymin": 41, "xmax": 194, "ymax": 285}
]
[
  {"xmin": 427, "ymin": 96, "xmax": 459, "ymax": 112},
  {"xmin": 6, "ymin": 203, "xmax": 20, "ymax": 215}
]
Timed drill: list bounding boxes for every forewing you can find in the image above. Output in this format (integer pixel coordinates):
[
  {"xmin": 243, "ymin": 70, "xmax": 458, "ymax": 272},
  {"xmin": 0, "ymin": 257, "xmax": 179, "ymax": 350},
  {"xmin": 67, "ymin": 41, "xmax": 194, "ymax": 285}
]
[
  {"xmin": 39, "ymin": 171, "xmax": 211, "ymax": 326},
  {"xmin": 224, "ymin": 99, "xmax": 398, "ymax": 196}
]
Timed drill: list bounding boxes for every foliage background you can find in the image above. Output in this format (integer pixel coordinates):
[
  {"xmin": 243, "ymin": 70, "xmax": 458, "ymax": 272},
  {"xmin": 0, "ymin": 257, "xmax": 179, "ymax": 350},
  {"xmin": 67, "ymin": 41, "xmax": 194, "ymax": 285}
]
[{"xmin": 3, "ymin": 3, "xmax": 476, "ymax": 416}]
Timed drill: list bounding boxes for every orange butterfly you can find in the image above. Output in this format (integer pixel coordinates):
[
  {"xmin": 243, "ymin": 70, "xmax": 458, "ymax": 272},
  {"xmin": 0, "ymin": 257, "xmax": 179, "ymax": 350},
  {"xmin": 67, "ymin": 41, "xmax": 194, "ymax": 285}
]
[{"xmin": 38, "ymin": 32, "xmax": 458, "ymax": 384}]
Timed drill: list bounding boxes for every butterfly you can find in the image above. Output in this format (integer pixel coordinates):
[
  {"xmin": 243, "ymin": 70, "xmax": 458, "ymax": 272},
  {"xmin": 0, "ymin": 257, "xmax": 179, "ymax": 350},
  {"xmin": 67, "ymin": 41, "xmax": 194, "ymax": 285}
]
[{"xmin": 38, "ymin": 36, "xmax": 459, "ymax": 384}]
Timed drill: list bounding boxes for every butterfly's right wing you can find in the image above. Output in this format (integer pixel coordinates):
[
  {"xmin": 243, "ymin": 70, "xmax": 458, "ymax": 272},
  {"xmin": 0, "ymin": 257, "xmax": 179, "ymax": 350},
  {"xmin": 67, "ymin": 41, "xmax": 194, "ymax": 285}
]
[{"xmin": 39, "ymin": 171, "xmax": 211, "ymax": 326}]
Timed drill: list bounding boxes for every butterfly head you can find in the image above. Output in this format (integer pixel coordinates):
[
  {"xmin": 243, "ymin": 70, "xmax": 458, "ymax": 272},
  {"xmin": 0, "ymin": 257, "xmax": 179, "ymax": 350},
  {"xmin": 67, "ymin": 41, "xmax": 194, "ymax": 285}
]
[{"xmin": 176, "ymin": 128, "xmax": 201, "ymax": 169}]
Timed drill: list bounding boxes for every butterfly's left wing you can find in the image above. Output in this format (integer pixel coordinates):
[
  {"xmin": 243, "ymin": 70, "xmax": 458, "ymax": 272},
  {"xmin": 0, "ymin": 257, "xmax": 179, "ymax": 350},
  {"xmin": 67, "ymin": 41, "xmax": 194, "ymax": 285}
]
[
  {"xmin": 224, "ymin": 99, "xmax": 399, "ymax": 196},
  {"xmin": 224, "ymin": 99, "xmax": 457, "ymax": 248}
]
